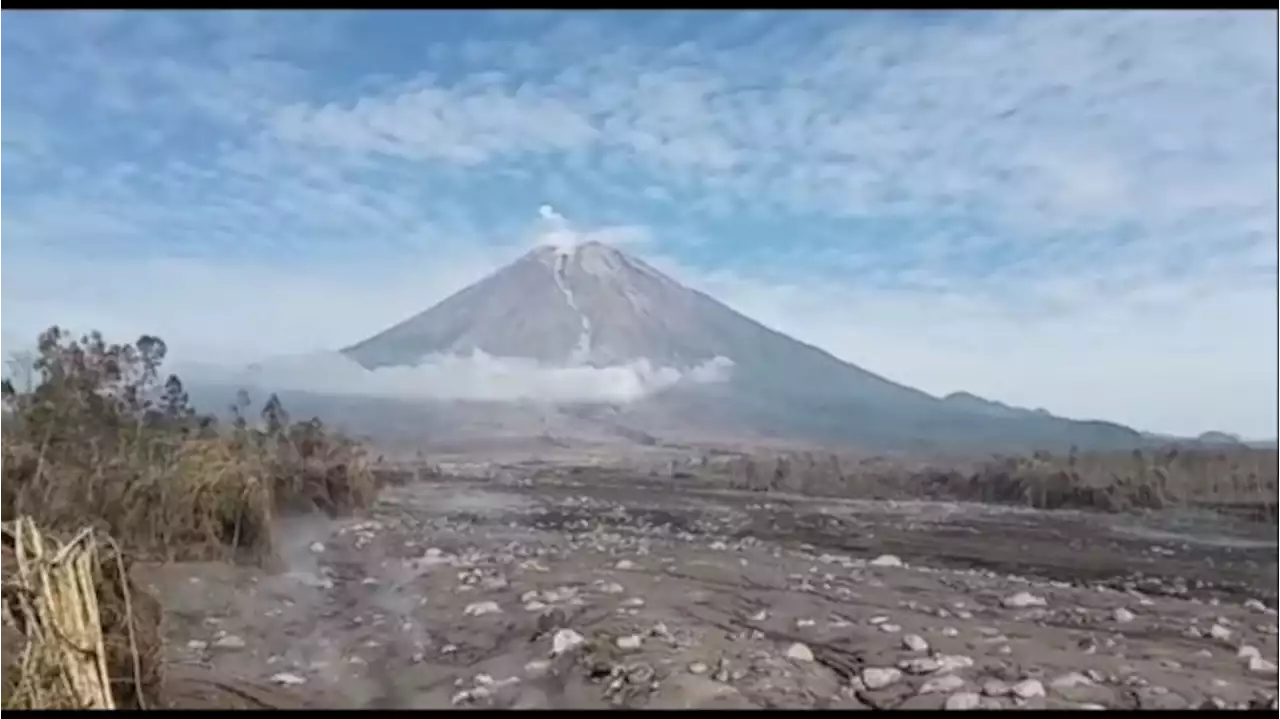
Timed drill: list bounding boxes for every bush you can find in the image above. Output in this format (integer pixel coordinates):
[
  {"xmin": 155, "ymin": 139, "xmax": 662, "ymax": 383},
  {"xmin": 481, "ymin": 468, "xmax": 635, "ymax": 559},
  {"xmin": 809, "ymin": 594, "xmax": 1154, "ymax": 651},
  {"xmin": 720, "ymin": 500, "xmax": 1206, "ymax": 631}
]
[
  {"xmin": 1, "ymin": 326, "xmax": 378, "ymax": 564},
  {"xmin": 709, "ymin": 444, "xmax": 1278, "ymax": 522}
]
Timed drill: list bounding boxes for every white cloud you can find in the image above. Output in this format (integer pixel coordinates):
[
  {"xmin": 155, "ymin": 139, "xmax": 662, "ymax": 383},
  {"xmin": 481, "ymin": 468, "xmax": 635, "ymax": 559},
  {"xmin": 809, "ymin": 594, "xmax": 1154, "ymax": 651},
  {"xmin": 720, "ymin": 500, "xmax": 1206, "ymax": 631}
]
[
  {"xmin": 176, "ymin": 350, "xmax": 734, "ymax": 405},
  {"xmin": 2, "ymin": 11, "xmax": 1276, "ymax": 439}
]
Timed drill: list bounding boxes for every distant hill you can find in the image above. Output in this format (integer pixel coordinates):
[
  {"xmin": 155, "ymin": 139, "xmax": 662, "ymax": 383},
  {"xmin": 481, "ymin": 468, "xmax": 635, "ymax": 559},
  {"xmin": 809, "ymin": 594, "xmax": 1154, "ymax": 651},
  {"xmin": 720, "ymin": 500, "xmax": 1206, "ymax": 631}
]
[{"xmin": 1197, "ymin": 431, "xmax": 1244, "ymax": 446}]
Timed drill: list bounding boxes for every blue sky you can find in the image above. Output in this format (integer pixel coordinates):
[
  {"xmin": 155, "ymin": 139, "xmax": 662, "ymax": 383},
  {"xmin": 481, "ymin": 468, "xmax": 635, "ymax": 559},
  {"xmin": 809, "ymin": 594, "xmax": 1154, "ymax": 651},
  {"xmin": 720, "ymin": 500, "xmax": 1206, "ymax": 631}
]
[{"xmin": 2, "ymin": 10, "xmax": 1277, "ymax": 437}]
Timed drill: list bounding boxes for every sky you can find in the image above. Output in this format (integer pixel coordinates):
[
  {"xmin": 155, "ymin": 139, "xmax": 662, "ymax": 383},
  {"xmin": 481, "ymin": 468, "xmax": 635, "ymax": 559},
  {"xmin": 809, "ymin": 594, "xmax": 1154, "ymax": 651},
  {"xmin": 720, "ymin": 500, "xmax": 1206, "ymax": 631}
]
[{"xmin": 2, "ymin": 10, "xmax": 1277, "ymax": 438}]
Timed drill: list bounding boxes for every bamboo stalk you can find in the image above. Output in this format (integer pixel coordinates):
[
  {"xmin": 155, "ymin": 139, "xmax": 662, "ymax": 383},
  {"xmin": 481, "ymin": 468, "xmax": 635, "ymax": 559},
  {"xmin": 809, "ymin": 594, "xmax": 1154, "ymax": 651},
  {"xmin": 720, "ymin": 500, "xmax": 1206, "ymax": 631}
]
[{"xmin": 2, "ymin": 517, "xmax": 117, "ymax": 709}]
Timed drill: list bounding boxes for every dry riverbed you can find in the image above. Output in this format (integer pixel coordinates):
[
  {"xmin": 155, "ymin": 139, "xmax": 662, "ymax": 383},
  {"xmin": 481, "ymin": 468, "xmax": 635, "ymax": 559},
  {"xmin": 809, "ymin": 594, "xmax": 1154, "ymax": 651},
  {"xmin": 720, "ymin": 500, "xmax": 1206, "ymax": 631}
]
[{"xmin": 139, "ymin": 471, "xmax": 1279, "ymax": 710}]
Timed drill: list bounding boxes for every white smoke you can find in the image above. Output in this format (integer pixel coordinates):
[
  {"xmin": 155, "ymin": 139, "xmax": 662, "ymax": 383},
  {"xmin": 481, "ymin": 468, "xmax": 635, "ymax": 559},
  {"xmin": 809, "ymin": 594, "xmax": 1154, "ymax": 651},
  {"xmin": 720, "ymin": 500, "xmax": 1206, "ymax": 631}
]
[
  {"xmin": 537, "ymin": 204, "xmax": 579, "ymax": 256},
  {"xmin": 530, "ymin": 204, "xmax": 651, "ymax": 254},
  {"xmin": 176, "ymin": 351, "xmax": 734, "ymax": 405}
]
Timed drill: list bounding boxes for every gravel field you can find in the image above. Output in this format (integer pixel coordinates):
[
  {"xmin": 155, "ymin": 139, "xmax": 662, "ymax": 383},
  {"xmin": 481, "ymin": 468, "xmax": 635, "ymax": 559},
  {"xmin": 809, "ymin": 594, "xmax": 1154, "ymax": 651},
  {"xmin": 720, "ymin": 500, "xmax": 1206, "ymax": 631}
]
[{"xmin": 140, "ymin": 469, "xmax": 1279, "ymax": 710}]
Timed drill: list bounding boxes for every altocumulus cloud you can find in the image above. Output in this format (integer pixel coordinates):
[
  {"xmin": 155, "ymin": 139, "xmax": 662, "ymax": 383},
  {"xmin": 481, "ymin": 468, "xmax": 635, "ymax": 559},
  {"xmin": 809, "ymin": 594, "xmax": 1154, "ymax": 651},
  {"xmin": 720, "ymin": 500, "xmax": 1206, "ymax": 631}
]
[{"xmin": 1, "ymin": 10, "xmax": 1276, "ymax": 437}]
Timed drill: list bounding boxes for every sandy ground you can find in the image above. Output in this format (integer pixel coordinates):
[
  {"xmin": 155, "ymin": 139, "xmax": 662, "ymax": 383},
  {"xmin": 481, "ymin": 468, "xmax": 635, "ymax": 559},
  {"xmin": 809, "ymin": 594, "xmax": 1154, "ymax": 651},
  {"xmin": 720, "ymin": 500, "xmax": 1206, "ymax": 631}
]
[{"xmin": 139, "ymin": 470, "xmax": 1279, "ymax": 710}]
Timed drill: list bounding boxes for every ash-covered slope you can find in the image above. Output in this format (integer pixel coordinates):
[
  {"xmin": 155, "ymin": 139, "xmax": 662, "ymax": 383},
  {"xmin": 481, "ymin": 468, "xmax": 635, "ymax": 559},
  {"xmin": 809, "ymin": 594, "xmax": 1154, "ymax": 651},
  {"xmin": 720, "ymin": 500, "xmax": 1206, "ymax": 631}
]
[
  {"xmin": 343, "ymin": 242, "xmax": 1144, "ymax": 451},
  {"xmin": 346, "ymin": 242, "xmax": 832, "ymax": 374}
]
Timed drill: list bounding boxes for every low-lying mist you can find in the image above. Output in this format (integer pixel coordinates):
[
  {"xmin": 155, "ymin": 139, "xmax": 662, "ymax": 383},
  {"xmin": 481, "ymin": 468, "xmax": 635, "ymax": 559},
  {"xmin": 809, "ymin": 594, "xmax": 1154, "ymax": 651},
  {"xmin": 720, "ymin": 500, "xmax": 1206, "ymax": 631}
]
[{"xmin": 174, "ymin": 350, "xmax": 735, "ymax": 405}]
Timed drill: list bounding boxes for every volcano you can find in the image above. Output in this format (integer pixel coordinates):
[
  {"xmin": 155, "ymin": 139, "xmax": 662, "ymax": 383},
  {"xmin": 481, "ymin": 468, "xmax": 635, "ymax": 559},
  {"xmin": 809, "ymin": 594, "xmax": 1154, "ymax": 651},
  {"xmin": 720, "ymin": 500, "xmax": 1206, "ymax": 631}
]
[{"xmin": 338, "ymin": 241, "xmax": 1144, "ymax": 451}]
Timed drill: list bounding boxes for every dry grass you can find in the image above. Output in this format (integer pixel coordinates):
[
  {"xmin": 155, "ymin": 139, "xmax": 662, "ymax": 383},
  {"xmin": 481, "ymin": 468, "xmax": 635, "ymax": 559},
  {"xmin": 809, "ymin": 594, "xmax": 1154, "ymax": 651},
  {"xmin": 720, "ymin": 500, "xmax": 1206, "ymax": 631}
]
[
  {"xmin": 1, "ymin": 518, "xmax": 163, "ymax": 710},
  {"xmin": 707, "ymin": 445, "xmax": 1279, "ymax": 522},
  {"xmin": 0, "ymin": 326, "xmax": 384, "ymax": 708},
  {"xmin": 1, "ymin": 326, "xmax": 380, "ymax": 563}
]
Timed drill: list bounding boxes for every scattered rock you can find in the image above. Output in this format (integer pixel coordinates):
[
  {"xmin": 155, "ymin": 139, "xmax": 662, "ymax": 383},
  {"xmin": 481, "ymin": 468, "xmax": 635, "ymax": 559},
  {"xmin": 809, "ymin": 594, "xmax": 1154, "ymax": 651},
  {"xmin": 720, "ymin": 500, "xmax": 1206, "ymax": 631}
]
[
  {"xmin": 1049, "ymin": 672, "xmax": 1094, "ymax": 690},
  {"xmin": 615, "ymin": 560, "xmax": 637, "ymax": 570},
  {"xmin": 1238, "ymin": 645, "xmax": 1261, "ymax": 661},
  {"xmin": 270, "ymin": 672, "xmax": 307, "ymax": 686},
  {"xmin": 861, "ymin": 667, "xmax": 903, "ymax": 690},
  {"xmin": 621, "ymin": 597, "xmax": 646, "ymax": 608},
  {"xmin": 1247, "ymin": 656, "xmax": 1278, "ymax": 675},
  {"xmin": 870, "ymin": 554, "xmax": 904, "ymax": 568},
  {"xmin": 688, "ymin": 661, "xmax": 709, "ymax": 675},
  {"xmin": 903, "ymin": 634, "xmax": 930, "ymax": 653},
  {"xmin": 552, "ymin": 629, "xmax": 585, "ymax": 655},
  {"xmin": 778, "ymin": 642, "xmax": 814, "ymax": 662},
  {"xmin": 308, "ymin": 542, "xmax": 325, "ymax": 554},
  {"xmin": 464, "ymin": 601, "xmax": 502, "ymax": 617},
  {"xmin": 1135, "ymin": 686, "xmax": 1188, "ymax": 709},
  {"xmin": 935, "ymin": 655, "xmax": 975, "ymax": 674},
  {"xmin": 1113, "ymin": 607, "xmax": 1136, "ymax": 623},
  {"xmin": 982, "ymin": 679, "xmax": 1010, "ymax": 697},
  {"xmin": 1002, "ymin": 591, "xmax": 1047, "ymax": 609},
  {"xmin": 945, "ymin": 691, "xmax": 981, "ymax": 710},
  {"xmin": 212, "ymin": 634, "xmax": 246, "ymax": 650},
  {"xmin": 601, "ymin": 582, "xmax": 626, "ymax": 594},
  {"xmin": 900, "ymin": 657, "xmax": 942, "ymax": 675},
  {"xmin": 1253, "ymin": 696, "xmax": 1280, "ymax": 711},
  {"xmin": 879, "ymin": 623, "xmax": 902, "ymax": 634},
  {"xmin": 921, "ymin": 674, "xmax": 967, "ymax": 694},
  {"xmin": 650, "ymin": 622, "xmax": 675, "ymax": 641},
  {"xmin": 1011, "ymin": 679, "xmax": 1046, "ymax": 699},
  {"xmin": 616, "ymin": 634, "xmax": 644, "ymax": 651},
  {"xmin": 1208, "ymin": 624, "xmax": 1233, "ymax": 642}
]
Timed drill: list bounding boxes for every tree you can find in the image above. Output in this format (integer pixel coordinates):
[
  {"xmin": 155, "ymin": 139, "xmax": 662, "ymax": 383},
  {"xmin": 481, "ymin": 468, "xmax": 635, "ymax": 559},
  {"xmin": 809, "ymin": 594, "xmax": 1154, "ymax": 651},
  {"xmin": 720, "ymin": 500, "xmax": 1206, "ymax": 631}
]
[
  {"xmin": 231, "ymin": 388, "xmax": 252, "ymax": 431},
  {"xmin": 261, "ymin": 393, "xmax": 290, "ymax": 436},
  {"xmin": 161, "ymin": 374, "xmax": 192, "ymax": 421}
]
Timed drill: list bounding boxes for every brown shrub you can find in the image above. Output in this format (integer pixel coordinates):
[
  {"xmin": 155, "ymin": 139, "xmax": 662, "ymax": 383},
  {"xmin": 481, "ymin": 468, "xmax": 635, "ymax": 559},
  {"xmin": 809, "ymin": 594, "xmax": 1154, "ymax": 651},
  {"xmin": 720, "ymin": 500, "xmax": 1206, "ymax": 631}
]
[
  {"xmin": 1, "ymin": 327, "xmax": 384, "ymax": 708},
  {"xmin": 709, "ymin": 444, "xmax": 1278, "ymax": 522},
  {"xmin": 1, "ymin": 326, "xmax": 380, "ymax": 561}
]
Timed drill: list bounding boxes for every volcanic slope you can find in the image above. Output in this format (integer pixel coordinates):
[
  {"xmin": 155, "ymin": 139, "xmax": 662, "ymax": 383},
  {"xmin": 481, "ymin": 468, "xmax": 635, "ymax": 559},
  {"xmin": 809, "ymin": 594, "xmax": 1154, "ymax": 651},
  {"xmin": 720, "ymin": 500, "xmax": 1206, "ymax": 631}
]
[{"xmin": 342, "ymin": 242, "xmax": 1143, "ymax": 451}]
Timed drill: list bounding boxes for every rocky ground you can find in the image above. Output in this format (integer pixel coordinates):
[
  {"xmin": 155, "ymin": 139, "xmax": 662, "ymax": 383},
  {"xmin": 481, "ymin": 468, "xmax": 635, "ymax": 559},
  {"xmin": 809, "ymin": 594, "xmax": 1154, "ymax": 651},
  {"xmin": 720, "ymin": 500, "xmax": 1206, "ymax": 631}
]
[{"xmin": 139, "ymin": 469, "xmax": 1279, "ymax": 710}]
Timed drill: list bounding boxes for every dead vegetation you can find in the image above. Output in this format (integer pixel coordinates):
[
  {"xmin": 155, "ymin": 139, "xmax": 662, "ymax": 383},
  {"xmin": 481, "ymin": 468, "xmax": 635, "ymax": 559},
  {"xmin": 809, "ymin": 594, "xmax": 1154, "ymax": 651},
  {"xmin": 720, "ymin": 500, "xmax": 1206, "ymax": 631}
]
[
  {"xmin": 1, "ymin": 518, "xmax": 163, "ymax": 710},
  {"xmin": 1, "ymin": 326, "xmax": 378, "ymax": 563},
  {"xmin": 0, "ymin": 326, "xmax": 382, "ymax": 708},
  {"xmin": 705, "ymin": 446, "xmax": 1278, "ymax": 522}
]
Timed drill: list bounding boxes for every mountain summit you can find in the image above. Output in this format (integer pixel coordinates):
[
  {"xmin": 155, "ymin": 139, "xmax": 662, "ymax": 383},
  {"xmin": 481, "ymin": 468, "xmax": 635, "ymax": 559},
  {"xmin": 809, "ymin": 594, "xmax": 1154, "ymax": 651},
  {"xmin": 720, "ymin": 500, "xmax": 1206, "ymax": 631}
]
[
  {"xmin": 346, "ymin": 241, "xmax": 731, "ymax": 370},
  {"xmin": 342, "ymin": 241, "xmax": 1144, "ymax": 451}
]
